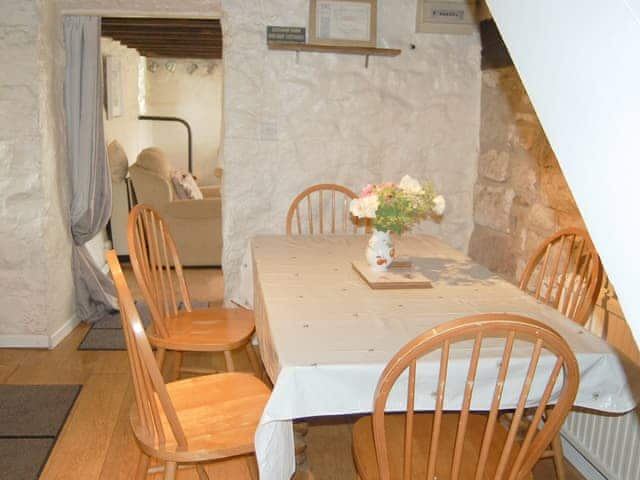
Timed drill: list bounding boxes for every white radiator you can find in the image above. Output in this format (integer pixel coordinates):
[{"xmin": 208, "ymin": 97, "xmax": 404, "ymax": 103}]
[
  {"xmin": 561, "ymin": 285, "xmax": 640, "ymax": 480},
  {"xmin": 562, "ymin": 409, "xmax": 640, "ymax": 480}
]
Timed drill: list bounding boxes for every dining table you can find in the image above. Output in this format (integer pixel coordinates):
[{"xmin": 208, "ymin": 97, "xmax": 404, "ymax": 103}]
[{"xmin": 243, "ymin": 234, "xmax": 637, "ymax": 480}]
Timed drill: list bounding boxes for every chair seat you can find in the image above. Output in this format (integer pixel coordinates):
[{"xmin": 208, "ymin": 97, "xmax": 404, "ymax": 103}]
[
  {"xmin": 352, "ymin": 412, "xmax": 532, "ymax": 480},
  {"xmin": 148, "ymin": 307, "xmax": 255, "ymax": 352},
  {"xmin": 131, "ymin": 372, "xmax": 270, "ymax": 463}
]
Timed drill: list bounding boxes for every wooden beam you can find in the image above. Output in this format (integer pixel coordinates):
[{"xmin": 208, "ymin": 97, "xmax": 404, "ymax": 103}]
[
  {"xmin": 102, "ymin": 32, "xmax": 222, "ymax": 40},
  {"xmin": 115, "ymin": 39, "xmax": 221, "ymax": 48},
  {"xmin": 102, "ymin": 27, "xmax": 221, "ymax": 36},
  {"xmin": 102, "ymin": 18, "xmax": 220, "ymax": 29}
]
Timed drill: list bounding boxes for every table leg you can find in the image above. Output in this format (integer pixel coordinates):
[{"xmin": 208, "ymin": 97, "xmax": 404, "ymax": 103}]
[{"xmin": 292, "ymin": 421, "xmax": 314, "ymax": 479}]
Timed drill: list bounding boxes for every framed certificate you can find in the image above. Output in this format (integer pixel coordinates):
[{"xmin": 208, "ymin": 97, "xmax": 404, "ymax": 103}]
[{"xmin": 309, "ymin": 0, "xmax": 377, "ymax": 48}]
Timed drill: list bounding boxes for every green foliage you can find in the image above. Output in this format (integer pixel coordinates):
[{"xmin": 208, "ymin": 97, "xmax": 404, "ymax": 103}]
[{"xmin": 373, "ymin": 182, "xmax": 437, "ymax": 234}]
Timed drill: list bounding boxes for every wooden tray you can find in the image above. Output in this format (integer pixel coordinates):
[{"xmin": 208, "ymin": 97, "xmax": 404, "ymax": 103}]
[{"xmin": 352, "ymin": 260, "xmax": 433, "ymax": 290}]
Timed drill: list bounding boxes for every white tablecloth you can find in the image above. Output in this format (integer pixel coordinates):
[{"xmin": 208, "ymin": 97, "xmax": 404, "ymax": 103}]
[{"xmin": 249, "ymin": 235, "xmax": 638, "ymax": 480}]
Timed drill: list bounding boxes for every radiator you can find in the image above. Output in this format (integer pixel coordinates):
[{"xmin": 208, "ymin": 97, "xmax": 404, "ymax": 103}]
[
  {"xmin": 562, "ymin": 409, "xmax": 640, "ymax": 480},
  {"xmin": 561, "ymin": 285, "xmax": 640, "ymax": 480}
]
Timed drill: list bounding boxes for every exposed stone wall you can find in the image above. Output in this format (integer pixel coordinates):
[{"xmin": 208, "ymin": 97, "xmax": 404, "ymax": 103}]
[
  {"xmin": 222, "ymin": 0, "xmax": 482, "ymax": 302},
  {"xmin": 468, "ymin": 67, "xmax": 585, "ymax": 283},
  {"xmin": 0, "ymin": 0, "xmax": 50, "ymax": 337}
]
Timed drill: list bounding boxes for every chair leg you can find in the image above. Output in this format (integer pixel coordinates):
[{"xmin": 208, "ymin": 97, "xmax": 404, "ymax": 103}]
[
  {"xmin": 135, "ymin": 451, "xmax": 150, "ymax": 480},
  {"xmin": 164, "ymin": 461, "xmax": 177, "ymax": 480},
  {"xmin": 172, "ymin": 351, "xmax": 183, "ymax": 380},
  {"xmin": 155, "ymin": 348, "xmax": 166, "ymax": 369},
  {"xmin": 551, "ymin": 433, "xmax": 567, "ymax": 480},
  {"xmin": 195, "ymin": 464, "xmax": 210, "ymax": 480},
  {"xmin": 224, "ymin": 350, "xmax": 235, "ymax": 372},
  {"xmin": 245, "ymin": 342, "xmax": 263, "ymax": 378}
]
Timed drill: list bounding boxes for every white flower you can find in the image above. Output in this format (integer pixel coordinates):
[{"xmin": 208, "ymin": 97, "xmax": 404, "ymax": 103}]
[
  {"xmin": 350, "ymin": 195, "xmax": 379, "ymax": 219},
  {"xmin": 432, "ymin": 195, "xmax": 446, "ymax": 216},
  {"xmin": 398, "ymin": 175, "xmax": 424, "ymax": 195},
  {"xmin": 349, "ymin": 198, "xmax": 363, "ymax": 217}
]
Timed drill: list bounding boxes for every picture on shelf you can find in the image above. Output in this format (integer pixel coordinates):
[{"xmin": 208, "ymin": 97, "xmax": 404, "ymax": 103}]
[{"xmin": 309, "ymin": 0, "xmax": 377, "ymax": 47}]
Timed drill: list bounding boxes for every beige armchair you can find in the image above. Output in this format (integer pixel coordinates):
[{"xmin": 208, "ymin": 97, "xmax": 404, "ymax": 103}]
[{"xmin": 129, "ymin": 148, "xmax": 222, "ymax": 266}]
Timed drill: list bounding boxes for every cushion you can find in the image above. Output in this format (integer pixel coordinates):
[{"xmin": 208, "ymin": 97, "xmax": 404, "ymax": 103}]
[
  {"xmin": 135, "ymin": 147, "xmax": 171, "ymax": 179},
  {"xmin": 171, "ymin": 172, "xmax": 203, "ymax": 200},
  {"xmin": 107, "ymin": 140, "xmax": 129, "ymax": 183}
]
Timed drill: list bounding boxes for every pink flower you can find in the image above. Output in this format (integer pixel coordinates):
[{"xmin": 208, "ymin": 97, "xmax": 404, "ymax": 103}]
[{"xmin": 360, "ymin": 184, "xmax": 374, "ymax": 197}]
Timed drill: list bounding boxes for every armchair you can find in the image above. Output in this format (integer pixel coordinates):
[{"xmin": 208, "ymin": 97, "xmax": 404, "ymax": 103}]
[{"xmin": 129, "ymin": 147, "xmax": 222, "ymax": 266}]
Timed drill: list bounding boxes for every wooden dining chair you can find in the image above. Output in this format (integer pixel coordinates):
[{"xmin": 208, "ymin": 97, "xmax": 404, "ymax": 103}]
[
  {"xmin": 286, "ymin": 183, "xmax": 367, "ymax": 235},
  {"xmin": 352, "ymin": 313, "xmax": 580, "ymax": 480},
  {"xmin": 520, "ymin": 227, "xmax": 602, "ymax": 326},
  {"xmin": 106, "ymin": 250, "xmax": 271, "ymax": 480},
  {"xmin": 128, "ymin": 204, "xmax": 263, "ymax": 379},
  {"xmin": 519, "ymin": 228, "xmax": 601, "ymax": 480}
]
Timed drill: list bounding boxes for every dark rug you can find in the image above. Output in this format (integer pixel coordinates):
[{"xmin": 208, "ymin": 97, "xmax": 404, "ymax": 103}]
[
  {"xmin": 0, "ymin": 385, "xmax": 82, "ymax": 480},
  {"xmin": 78, "ymin": 301, "xmax": 208, "ymax": 351}
]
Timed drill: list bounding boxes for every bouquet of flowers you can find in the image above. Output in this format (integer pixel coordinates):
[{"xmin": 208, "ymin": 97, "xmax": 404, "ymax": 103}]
[{"xmin": 350, "ymin": 175, "xmax": 445, "ymax": 234}]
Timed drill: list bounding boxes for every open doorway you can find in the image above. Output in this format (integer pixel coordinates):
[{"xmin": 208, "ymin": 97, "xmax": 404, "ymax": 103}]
[{"xmin": 100, "ymin": 17, "xmax": 223, "ymax": 267}]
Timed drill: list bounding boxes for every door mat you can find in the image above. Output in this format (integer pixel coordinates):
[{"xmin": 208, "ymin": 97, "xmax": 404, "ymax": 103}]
[{"xmin": 0, "ymin": 385, "xmax": 82, "ymax": 480}]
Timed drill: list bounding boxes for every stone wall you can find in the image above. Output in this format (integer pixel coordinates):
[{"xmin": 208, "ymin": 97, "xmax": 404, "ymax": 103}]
[
  {"xmin": 222, "ymin": 0, "xmax": 482, "ymax": 302},
  {"xmin": 0, "ymin": 0, "xmax": 50, "ymax": 340},
  {"xmin": 468, "ymin": 67, "xmax": 585, "ymax": 282}
]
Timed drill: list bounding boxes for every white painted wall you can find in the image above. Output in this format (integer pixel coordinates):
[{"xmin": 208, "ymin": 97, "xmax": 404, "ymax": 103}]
[
  {"xmin": 486, "ymin": 0, "xmax": 640, "ymax": 346},
  {"xmin": 144, "ymin": 59, "xmax": 223, "ymax": 185},
  {"xmin": 221, "ymin": 0, "xmax": 482, "ymax": 302},
  {"xmin": 0, "ymin": 0, "xmax": 52, "ymax": 343}
]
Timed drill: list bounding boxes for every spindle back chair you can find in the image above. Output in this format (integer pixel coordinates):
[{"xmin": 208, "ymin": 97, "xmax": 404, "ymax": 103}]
[
  {"xmin": 128, "ymin": 204, "xmax": 191, "ymax": 340},
  {"xmin": 107, "ymin": 250, "xmax": 270, "ymax": 479},
  {"xmin": 128, "ymin": 204, "xmax": 260, "ymax": 377},
  {"xmin": 107, "ymin": 250, "xmax": 188, "ymax": 453},
  {"xmin": 353, "ymin": 314, "xmax": 579, "ymax": 480},
  {"xmin": 286, "ymin": 184, "xmax": 367, "ymax": 235},
  {"xmin": 519, "ymin": 228, "xmax": 602, "ymax": 326}
]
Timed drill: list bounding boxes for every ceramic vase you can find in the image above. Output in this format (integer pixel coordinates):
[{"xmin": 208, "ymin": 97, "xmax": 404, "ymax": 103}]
[{"xmin": 366, "ymin": 230, "xmax": 395, "ymax": 271}]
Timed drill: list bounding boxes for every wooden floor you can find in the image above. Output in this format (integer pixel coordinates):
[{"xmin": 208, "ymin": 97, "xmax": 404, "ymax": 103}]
[{"xmin": 0, "ymin": 266, "xmax": 585, "ymax": 480}]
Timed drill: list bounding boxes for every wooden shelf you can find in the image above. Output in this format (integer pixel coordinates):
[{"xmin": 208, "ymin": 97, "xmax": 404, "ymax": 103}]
[{"xmin": 267, "ymin": 42, "xmax": 401, "ymax": 67}]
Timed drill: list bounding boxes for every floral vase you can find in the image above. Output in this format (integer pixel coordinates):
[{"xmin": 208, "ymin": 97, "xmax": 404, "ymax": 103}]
[{"xmin": 366, "ymin": 230, "xmax": 395, "ymax": 271}]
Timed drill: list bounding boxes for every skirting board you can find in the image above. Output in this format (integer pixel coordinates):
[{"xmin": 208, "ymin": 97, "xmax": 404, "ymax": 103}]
[
  {"xmin": 49, "ymin": 315, "xmax": 80, "ymax": 349},
  {"xmin": 0, "ymin": 315, "xmax": 78, "ymax": 350},
  {"xmin": 561, "ymin": 433, "xmax": 608, "ymax": 480}
]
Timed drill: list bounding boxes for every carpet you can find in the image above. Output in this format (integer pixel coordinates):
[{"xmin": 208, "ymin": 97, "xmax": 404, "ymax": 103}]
[
  {"xmin": 0, "ymin": 385, "xmax": 82, "ymax": 480},
  {"xmin": 78, "ymin": 301, "xmax": 209, "ymax": 351}
]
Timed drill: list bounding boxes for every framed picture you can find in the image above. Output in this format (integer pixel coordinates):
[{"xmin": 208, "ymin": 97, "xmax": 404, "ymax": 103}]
[
  {"xmin": 416, "ymin": 1, "xmax": 477, "ymax": 35},
  {"xmin": 309, "ymin": 0, "xmax": 377, "ymax": 48},
  {"xmin": 104, "ymin": 55, "xmax": 123, "ymax": 119}
]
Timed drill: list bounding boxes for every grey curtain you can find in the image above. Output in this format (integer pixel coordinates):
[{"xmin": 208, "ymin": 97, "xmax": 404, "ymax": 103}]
[{"xmin": 64, "ymin": 16, "xmax": 118, "ymax": 322}]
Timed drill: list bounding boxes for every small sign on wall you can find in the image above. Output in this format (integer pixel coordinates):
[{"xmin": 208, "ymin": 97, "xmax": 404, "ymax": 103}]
[
  {"xmin": 416, "ymin": 0, "xmax": 478, "ymax": 35},
  {"xmin": 267, "ymin": 26, "xmax": 306, "ymax": 43}
]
